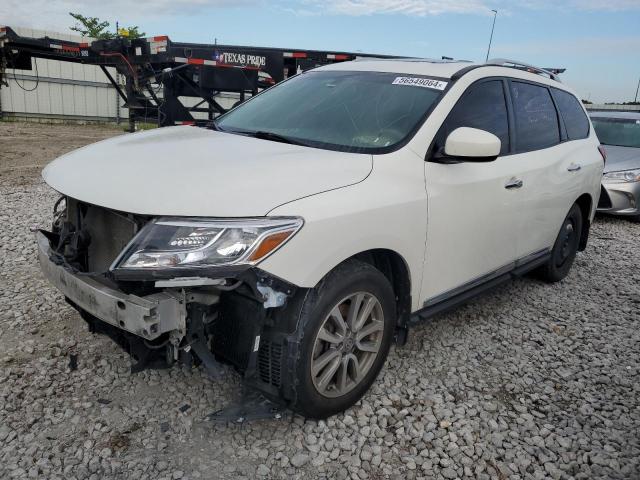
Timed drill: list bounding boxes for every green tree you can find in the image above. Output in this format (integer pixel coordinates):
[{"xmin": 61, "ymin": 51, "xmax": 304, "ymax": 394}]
[
  {"xmin": 120, "ymin": 26, "xmax": 145, "ymax": 39},
  {"xmin": 69, "ymin": 13, "xmax": 114, "ymax": 39},
  {"xmin": 69, "ymin": 13, "xmax": 145, "ymax": 39}
]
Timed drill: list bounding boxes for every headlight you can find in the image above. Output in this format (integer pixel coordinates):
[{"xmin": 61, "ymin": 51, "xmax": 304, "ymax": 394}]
[
  {"xmin": 602, "ymin": 169, "xmax": 640, "ymax": 184},
  {"xmin": 113, "ymin": 217, "xmax": 303, "ymax": 270}
]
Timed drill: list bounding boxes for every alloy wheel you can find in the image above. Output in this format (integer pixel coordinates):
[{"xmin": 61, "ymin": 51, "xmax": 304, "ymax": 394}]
[{"xmin": 310, "ymin": 292, "xmax": 385, "ymax": 398}]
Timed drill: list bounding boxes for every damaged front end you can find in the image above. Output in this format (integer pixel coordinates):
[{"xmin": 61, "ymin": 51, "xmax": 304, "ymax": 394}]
[{"xmin": 37, "ymin": 197, "xmax": 304, "ymax": 415}]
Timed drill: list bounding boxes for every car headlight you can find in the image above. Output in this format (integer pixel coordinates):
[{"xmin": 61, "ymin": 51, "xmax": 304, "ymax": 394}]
[
  {"xmin": 602, "ymin": 169, "xmax": 640, "ymax": 184},
  {"xmin": 113, "ymin": 217, "xmax": 303, "ymax": 270}
]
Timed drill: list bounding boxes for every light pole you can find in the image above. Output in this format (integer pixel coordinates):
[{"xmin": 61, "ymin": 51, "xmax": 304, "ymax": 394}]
[{"xmin": 485, "ymin": 9, "xmax": 498, "ymax": 62}]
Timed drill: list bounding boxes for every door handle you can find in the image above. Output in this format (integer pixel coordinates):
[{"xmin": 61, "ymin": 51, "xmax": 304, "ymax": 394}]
[
  {"xmin": 505, "ymin": 178, "xmax": 523, "ymax": 189},
  {"xmin": 567, "ymin": 163, "xmax": 582, "ymax": 172}
]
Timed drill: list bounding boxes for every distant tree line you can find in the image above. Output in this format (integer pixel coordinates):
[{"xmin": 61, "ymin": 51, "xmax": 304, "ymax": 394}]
[
  {"xmin": 603, "ymin": 101, "xmax": 640, "ymax": 105},
  {"xmin": 582, "ymin": 99, "xmax": 640, "ymax": 105}
]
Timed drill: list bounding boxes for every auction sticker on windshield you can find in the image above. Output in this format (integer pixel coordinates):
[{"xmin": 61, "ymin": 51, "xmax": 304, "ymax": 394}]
[{"xmin": 392, "ymin": 77, "xmax": 448, "ymax": 90}]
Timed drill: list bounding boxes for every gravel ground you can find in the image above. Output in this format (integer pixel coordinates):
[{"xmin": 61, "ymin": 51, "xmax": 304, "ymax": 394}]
[{"xmin": 1, "ymin": 122, "xmax": 639, "ymax": 480}]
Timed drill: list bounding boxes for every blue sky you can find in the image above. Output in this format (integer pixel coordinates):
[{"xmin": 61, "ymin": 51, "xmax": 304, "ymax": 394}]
[{"xmin": 3, "ymin": 0, "xmax": 639, "ymax": 102}]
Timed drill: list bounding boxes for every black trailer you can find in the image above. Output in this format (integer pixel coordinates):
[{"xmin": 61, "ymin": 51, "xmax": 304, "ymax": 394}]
[{"xmin": 0, "ymin": 26, "xmax": 399, "ymax": 131}]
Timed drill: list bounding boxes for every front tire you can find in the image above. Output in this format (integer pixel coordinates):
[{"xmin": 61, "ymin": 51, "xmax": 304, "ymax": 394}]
[
  {"xmin": 290, "ymin": 260, "xmax": 396, "ymax": 419},
  {"xmin": 536, "ymin": 203, "xmax": 583, "ymax": 283}
]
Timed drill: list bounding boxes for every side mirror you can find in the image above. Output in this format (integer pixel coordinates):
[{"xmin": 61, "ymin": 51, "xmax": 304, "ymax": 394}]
[{"xmin": 440, "ymin": 127, "xmax": 501, "ymax": 162}]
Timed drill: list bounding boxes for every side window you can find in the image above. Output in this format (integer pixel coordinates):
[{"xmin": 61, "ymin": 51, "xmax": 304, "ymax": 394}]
[
  {"xmin": 440, "ymin": 80, "xmax": 510, "ymax": 155},
  {"xmin": 510, "ymin": 81, "xmax": 560, "ymax": 152},
  {"xmin": 552, "ymin": 88, "xmax": 590, "ymax": 140}
]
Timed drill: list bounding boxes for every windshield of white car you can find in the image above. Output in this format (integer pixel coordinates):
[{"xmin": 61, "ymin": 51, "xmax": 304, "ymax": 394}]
[
  {"xmin": 214, "ymin": 71, "xmax": 445, "ymax": 153},
  {"xmin": 591, "ymin": 117, "xmax": 640, "ymax": 148}
]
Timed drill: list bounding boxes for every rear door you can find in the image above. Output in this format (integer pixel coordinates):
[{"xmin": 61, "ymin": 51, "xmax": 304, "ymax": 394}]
[
  {"xmin": 421, "ymin": 79, "xmax": 521, "ymax": 301},
  {"xmin": 507, "ymin": 81, "xmax": 588, "ymax": 258}
]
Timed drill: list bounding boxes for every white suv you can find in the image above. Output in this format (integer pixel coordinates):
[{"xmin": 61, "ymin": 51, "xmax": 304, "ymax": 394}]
[{"xmin": 38, "ymin": 58, "xmax": 604, "ymax": 418}]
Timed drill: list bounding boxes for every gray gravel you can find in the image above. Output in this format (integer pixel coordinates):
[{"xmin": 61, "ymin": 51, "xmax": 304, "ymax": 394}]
[{"xmin": 1, "ymin": 122, "xmax": 639, "ymax": 480}]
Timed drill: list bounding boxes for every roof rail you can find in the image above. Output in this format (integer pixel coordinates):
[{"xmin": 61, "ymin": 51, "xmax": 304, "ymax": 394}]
[
  {"xmin": 353, "ymin": 56, "xmax": 468, "ymax": 64},
  {"xmin": 486, "ymin": 58, "xmax": 562, "ymax": 82}
]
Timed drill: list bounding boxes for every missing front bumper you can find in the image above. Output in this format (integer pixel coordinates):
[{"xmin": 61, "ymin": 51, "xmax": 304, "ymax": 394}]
[
  {"xmin": 37, "ymin": 229, "xmax": 294, "ymax": 413},
  {"xmin": 36, "ymin": 231, "xmax": 186, "ymax": 341}
]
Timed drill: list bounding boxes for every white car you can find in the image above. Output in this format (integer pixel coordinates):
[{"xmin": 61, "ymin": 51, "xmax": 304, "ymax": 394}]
[{"xmin": 38, "ymin": 58, "xmax": 604, "ymax": 418}]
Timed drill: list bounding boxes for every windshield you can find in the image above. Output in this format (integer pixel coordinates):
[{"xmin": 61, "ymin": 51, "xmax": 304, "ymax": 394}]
[
  {"xmin": 215, "ymin": 70, "xmax": 446, "ymax": 153},
  {"xmin": 591, "ymin": 117, "xmax": 640, "ymax": 148}
]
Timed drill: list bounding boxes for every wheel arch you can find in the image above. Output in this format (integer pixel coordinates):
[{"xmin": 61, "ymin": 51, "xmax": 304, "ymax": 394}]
[
  {"xmin": 575, "ymin": 193, "xmax": 592, "ymax": 251},
  {"xmin": 347, "ymin": 249, "xmax": 412, "ymax": 344}
]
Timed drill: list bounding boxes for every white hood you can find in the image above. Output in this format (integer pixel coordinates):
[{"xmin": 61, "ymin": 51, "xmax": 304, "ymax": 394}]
[{"xmin": 42, "ymin": 126, "xmax": 372, "ymax": 217}]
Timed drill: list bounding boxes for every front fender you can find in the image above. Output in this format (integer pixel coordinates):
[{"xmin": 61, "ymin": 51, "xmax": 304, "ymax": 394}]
[{"xmin": 258, "ymin": 150, "xmax": 428, "ymax": 312}]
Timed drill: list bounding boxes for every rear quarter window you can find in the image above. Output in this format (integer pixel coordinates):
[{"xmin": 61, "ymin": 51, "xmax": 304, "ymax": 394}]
[
  {"xmin": 552, "ymin": 88, "xmax": 590, "ymax": 140},
  {"xmin": 510, "ymin": 81, "xmax": 560, "ymax": 152}
]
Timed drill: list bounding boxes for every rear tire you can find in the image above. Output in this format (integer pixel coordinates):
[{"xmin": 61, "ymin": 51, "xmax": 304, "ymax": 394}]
[
  {"xmin": 536, "ymin": 203, "xmax": 583, "ymax": 283},
  {"xmin": 289, "ymin": 260, "xmax": 396, "ymax": 419}
]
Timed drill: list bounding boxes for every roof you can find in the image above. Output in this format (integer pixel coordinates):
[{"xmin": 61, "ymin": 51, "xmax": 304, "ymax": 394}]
[
  {"xmin": 315, "ymin": 57, "xmax": 565, "ymax": 86},
  {"xmin": 588, "ymin": 111, "xmax": 640, "ymax": 120},
  {"xmin": 317, "ymin": 58, "xmax": 476, "ymax": 78}
]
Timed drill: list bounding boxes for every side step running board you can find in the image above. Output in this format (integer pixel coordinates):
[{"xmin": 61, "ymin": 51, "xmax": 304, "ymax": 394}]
[{"xmin": 412, "ymin": 250, "xmax": 550, "ymax": 323}]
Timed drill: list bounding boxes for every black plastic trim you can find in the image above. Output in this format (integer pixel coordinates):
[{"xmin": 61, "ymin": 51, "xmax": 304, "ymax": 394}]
[
  {"xmin": 430, "ymin": 151, "xmax": 499, "ymax": 164},
  {"xmin": 547, "ymin": 83, "xmax": 568, "ymax": 142},
  {"xmin": 451, "ymin": 63, "xmax": 563, "ymax": 84},
  {"xmin": 597, "ymin": 185, "xmax": 612, "ymax": 209},
  {"xmin": 502, "ymin": 77, "xmax": 517, "ymax": 155},
  {"xmin": 451, "ymin": 64, "xmax": 483, "ymax": 81},
  {"xmin": 412, "ymin": 249, "xmax": 550, "ymax": 322}
]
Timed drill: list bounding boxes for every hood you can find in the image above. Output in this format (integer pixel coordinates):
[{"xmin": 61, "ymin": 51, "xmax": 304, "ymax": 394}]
[
  {"xmin": 602, "ymin": 145, "xmax": 640, "ymax": 174},
  {"xmin": 42, "ymin": 126, "xmax": 372, "ymax": 216}
]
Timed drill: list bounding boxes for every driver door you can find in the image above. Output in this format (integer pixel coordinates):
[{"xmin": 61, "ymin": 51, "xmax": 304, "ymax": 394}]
[{"xmin": 420, "ymin": 79, "xmax": 523, "ymax": 303}]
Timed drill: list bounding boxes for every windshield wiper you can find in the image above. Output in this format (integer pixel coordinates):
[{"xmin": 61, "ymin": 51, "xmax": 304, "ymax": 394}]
[
  {"xmin": 249, "ymin": 131, "xmax": 307, "ymax": 146},
  {"xmin": 212, "ymin": 126, "xmax": 308, "ymax": 146}
]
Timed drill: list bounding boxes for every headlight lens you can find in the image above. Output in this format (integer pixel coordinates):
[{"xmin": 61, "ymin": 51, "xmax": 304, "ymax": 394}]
[
  {"xmin": 114, "ymin": 217, "xmax": 303, "ymax": 270},
  {"xmin": 602, "ymin": 169, "xmax": 640, "ymax": 184}
]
